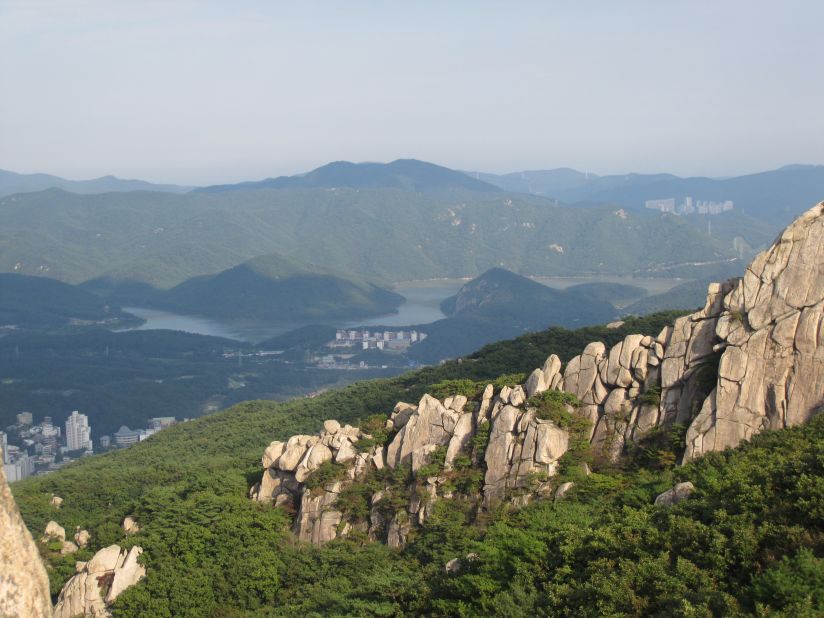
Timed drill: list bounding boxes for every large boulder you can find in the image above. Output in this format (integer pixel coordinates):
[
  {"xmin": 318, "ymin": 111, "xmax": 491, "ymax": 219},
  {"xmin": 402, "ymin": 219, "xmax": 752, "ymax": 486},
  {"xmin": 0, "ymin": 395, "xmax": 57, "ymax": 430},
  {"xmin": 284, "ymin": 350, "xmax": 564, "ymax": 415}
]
[
  {"xmin": 54, "ymin": 544, "xmax": 146, "ymax": 618},
  {"xmin": 654, "ymin": 481, "xmax": 695, "ymax": 507},
  {"xmin": 42, "ymin": 520, "xmax": 66, "ymax": 543}
]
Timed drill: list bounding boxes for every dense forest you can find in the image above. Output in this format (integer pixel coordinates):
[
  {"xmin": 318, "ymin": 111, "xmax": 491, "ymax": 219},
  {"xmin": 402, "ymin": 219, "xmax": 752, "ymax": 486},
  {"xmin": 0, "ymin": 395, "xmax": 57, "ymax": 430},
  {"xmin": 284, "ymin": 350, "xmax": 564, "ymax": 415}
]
[{"xmin": 11, "ymin": 310, "xmax": 823, "ymax": 616}]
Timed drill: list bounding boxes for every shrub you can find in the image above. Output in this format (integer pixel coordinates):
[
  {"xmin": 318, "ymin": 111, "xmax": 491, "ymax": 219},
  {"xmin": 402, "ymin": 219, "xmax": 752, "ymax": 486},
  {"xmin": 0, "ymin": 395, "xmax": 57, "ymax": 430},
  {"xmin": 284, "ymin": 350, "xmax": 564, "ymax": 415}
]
[
  {"xmin": 638, "ymin": 385, "xmax": 661, "ymax": 407},
  {"xmin": 491, "ymin": 373, "xmax": 527, "ymax": 389},
  {"xmin": 303, "ymin": 461, "xmax": 348, "ymax": 492},
  {"xmin": 356, "ymin": 413, "xmax": 394, "ymax": 452},
  {"xmin": 752, "ymin": 549, "xmax": 824, "ymax": 614},
  {"xmin": 416, "ymin": 446, "xmax": 447, "ymax": 479},
  {"xmin": 335, "ymin": 482, "xmax": 374, "ymax": 520},
  {"xmin": 429, "ymin": 379, "xmax": 484, "ymax": 400},
  {"xmin": 528, "ymin": 390, "xmax": 583, "ymax": 426},
  {"xmin": 472, "ymin": 423, "xmax": 492, "ymax": 461}
]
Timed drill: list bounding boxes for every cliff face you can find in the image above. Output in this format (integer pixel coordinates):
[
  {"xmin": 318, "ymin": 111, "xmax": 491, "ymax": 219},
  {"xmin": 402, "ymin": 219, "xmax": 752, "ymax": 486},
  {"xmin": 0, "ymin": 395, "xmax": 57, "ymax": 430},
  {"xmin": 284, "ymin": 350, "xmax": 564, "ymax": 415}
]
[
  {"xmin": 253, "ymin": 202, "xmax": 824, "ymax": 546},
  {"xmin": 0, "ymin": 448, "xmax": 52, "ymax": 617},
  {"xmin": 686, "ymin": 204, "xmax": 824, "ymax": 458}
]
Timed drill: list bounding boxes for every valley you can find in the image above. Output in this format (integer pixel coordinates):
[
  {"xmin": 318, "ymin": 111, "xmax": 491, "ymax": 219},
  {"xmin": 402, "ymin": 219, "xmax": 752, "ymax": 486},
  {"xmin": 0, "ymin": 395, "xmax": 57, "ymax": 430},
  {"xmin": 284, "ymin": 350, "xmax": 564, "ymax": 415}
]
[{"xmin": 2, "ymin": 6, "xmax": 823, "ymax": 617}]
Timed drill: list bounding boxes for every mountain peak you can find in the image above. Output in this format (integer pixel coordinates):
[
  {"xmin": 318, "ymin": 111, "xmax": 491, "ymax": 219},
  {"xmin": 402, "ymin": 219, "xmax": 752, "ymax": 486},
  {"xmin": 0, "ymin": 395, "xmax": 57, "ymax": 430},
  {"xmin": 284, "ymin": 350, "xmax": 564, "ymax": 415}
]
[{"xmin": 198, "ymin": 159, "xmax": 501, "ymax": 193}]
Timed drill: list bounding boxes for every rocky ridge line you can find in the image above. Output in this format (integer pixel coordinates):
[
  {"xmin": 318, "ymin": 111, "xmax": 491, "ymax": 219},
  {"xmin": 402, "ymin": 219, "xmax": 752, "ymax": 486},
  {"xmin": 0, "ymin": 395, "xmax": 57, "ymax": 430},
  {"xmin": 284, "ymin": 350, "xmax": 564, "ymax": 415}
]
[{"xmin": 252, "ymin": 202, "xmax": 824, "ymax": 546}]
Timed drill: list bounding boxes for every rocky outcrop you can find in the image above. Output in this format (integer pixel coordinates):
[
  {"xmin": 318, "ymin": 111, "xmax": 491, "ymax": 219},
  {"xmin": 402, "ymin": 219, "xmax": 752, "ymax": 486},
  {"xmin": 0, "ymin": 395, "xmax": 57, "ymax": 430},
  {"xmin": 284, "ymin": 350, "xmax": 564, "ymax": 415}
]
[
  {"xmin": 53, "ymin": 544, "xmax": 146, "ymax": 618},
  {"xmin": 255, "ymin": 387, "xmax": 571, "ymax": 546},
  {"xmin": 654, "ymin": 481, "xmax": 695, "ymax": 507},
  {"xmin": 121, "ymin": 516, "xmax": 140, "ymax": 534},
  {"xmin": 252, "ymin": 420, "xmax": 381, "ymax": 542},
  {"xmin": 529, "ymin": 202, "xmax": 824, "ymax": 463},
  {"xmin": 0, "ymin": 447, "xmax": 52, "ymax": 617},
  {"xmin": 684, "ymin": 204, "xmax": 824, "ymax": 459},
  {"xmin": 482, "ymin": 403, "xmax": 567, "ymax": 507},
  {"xmin": 42, "ymin": 519, "xmax": 67, "ymax": 543},
  {"xmin": 254, "ymin": 203, "xmax": 824, "ymax": 547},
  {"xmin": 75, "ymin": 528, "xmax": 91, "ymax": 548}
]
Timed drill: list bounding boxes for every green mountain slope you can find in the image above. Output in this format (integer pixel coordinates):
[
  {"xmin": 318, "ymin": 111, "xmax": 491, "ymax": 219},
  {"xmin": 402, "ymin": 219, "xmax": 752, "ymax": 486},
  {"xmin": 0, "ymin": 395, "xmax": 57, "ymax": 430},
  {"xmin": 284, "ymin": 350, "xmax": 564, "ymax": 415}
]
[
  {"xmin": 11, "ymin": 311, "xmax": 821, "ymax": 616},
  {"xmin": 0, "ymin": 273, "xmax": 137, "ymax": 328},
  {"xmin": 407, "ymin": 268, "xmax": 619, "ymax": 362},
  {"xmin": 0, "ymin": 183, "xmax": 735, "ymax": 287},
  {"xmin": 441, "ymin": 267, "xmax": 615, "ymax": 319},
  {"xmin": 160, "ymin": 254, "xmax": 404, "ymax": 321}
]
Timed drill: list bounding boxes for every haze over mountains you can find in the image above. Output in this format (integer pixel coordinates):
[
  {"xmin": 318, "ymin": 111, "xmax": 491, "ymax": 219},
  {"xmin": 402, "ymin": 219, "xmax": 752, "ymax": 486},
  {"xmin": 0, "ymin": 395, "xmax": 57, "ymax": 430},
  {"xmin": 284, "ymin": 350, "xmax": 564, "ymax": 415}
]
[
  {"xmin": 0, "ymin": 168, "xmax": 191, "ymax": 197},
  {"xmin": 0, "ymin": 159, "xmax": 757, "ymax": 291},
  {"xmin": 2, "ymin": 157, "xmax": 821, "ymax": 339},
  {"xmin": 477, "ymin": 164, "xmax": 824, "ymax": 227},
  {"xmin": 198, "ymin": 159, "xmax": 500, "ymax": 194}
]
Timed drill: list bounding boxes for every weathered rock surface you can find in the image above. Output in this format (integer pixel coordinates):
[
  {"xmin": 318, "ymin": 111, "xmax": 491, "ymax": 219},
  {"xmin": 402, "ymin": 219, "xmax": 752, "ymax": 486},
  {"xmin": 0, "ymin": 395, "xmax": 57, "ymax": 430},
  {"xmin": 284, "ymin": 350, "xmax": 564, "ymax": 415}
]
[
  {"xmin": 75, "ymin": 528, "xmax": 91, "ymax": 548},
  {"xmin": 253, "ymin": 202, "xmax": 824, "ymax": 547},
  {"xmin": 42, "ymin": 519, "xmax": 67, "ymax": 543},
  {"xmin": 0, "ymin": 447, "xmax": 52, "ymax": 617},
  {"xmin": 122, "ymin": 516, "xmax": 140, "ymax": 534},
  {"xmin": 654, "ymin": 481, "xmax": 695, "ymax": 507},
  {"xmin": 684, "ymin": 203, "xmax": 824, "ymax": 459},
  {"xmin": 53, "ymin": 544, "xmax": 146, "ymax": 618}
]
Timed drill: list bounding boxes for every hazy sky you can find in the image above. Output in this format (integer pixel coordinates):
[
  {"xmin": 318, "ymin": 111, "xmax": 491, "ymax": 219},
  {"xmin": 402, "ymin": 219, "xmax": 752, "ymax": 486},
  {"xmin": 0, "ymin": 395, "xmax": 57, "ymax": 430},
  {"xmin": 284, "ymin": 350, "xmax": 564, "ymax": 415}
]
[{"xmin": 1, "ymin": 1, "xmax": 823, "ymax": 185}]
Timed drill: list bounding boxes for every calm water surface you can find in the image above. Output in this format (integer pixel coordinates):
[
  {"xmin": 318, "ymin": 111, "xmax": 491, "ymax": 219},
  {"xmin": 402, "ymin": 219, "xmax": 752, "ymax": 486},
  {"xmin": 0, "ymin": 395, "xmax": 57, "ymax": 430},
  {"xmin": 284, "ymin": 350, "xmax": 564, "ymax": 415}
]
[{"xmin": 123, "ymin": 276, "xmax": 683, "ymax": 342}]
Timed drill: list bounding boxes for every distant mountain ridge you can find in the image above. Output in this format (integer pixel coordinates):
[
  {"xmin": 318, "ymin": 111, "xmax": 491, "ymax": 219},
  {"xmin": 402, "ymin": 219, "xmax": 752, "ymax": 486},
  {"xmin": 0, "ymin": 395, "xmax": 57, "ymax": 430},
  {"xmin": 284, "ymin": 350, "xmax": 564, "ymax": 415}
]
[
  {"xmin": 0, "ymin": 184, "xmax": 734, "ymax": 287},
  {"xmin": 479, "ymin": 164, "xmax": 824, "ymax": 226},
  {"xmin": 197, "ymin": 159, "xmax": 500, "ymax": 193},
  {"xmin": 0, "ymin": 169, "xmax": 191, "ymax": 197}
]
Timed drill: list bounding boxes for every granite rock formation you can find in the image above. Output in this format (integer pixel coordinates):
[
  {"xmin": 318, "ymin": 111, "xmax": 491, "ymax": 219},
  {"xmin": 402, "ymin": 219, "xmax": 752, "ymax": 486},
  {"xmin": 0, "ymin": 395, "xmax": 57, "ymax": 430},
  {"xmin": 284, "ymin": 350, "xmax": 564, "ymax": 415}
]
[
  {"xmin": 253, "ymin": 387, "xmax": 572, "ymax": 546},
  {"xmin": 0, "ymin": 447, "xmax": 52, "ymax": 617},
  {"xmin": 254, "ymin": 202, "xmax": 824, "ymax": 546},
  {"xmin": 53, "ymin": 544, "xmax": 146, "ymax": 618}
]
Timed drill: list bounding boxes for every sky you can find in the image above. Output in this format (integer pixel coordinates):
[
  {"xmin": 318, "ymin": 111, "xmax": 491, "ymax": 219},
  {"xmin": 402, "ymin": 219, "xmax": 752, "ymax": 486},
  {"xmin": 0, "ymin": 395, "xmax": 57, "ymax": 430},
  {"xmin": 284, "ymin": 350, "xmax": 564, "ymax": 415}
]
[{"xmin": 1, "ymin": 1, "xmax": 823, "ymax": 185}]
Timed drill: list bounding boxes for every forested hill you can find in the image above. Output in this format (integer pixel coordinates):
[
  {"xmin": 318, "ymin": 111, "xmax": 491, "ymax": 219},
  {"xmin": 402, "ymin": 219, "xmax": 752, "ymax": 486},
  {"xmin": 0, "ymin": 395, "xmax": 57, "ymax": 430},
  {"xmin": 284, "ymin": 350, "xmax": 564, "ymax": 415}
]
[
  {"xmin": 0, "ymin": 273, "xmax": 138, "ymax": 329},
  {"xmin": 0, "ymin": 185, "xmax": 735, "ymax": 287},
  {"xmin": 11, "ymin": 309, "xmax": 823, "ymax": 616},
  {"xmin": 147, "ymin": 253, "xmax": 404, "ymax": 321}
]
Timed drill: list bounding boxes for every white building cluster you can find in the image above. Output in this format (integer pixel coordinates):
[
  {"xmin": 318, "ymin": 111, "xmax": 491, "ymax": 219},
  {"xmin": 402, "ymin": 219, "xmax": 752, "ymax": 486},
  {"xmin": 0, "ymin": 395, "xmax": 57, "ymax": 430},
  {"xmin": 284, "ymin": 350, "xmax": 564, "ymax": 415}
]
[
  {"xmin": 3, "ymin": 411, "xmax": 90, "ymax": 481},
  {"xmin": 330, "ymin": 329, "xmax": 427, "ymax": 352},
  {"xmin": 645, "ymin": 197, "xmax": 734, "ymax": 216}
]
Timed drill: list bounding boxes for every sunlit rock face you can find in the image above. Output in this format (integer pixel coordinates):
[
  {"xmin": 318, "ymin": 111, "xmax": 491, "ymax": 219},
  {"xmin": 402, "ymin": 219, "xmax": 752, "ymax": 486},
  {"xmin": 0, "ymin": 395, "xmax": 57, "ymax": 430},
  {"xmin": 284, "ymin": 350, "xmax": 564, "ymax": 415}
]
[
  {"xmin": 0, "ymin": 448, "xmax": 52, "ymax": 617},
  {"xmin": 253, "ymin": 202, "xmax": 824, "ymax": 546},
  {"xmin": 685, "ymin": 202, "xmax": 824, "ymax": 459}
]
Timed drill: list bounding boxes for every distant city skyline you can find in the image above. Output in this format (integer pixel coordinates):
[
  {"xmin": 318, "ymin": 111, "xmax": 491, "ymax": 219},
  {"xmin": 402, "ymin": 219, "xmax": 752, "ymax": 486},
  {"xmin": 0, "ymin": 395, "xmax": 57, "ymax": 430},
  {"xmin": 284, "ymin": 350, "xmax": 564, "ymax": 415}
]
[{"xmin": 1, "ymin": 1, "xmax": 823, "ymax": 185}]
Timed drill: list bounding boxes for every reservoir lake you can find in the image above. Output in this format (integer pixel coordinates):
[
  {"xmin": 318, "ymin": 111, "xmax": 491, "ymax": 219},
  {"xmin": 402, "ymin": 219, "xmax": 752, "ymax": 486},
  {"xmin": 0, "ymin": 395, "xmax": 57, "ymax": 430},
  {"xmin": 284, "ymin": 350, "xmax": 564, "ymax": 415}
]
[{"xmin": 124, "ymin": 276, "xmax": 684, "ymax": 344}]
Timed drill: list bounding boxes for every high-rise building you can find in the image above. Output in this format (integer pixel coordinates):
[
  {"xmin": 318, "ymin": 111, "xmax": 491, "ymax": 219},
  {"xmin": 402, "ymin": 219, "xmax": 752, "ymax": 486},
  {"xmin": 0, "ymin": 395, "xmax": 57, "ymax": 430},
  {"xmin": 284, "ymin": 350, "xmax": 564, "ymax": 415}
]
[
  {"xmin": 16, "ymin": 411, "xmax": 33, "ymax": 426},
  {"xmin": 0, "ymin": 431, "xmax": 7, "ymax": 464},
  {"xmin": 65, "ymin": 411, "xmax": 93, "ymax": 452}
]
